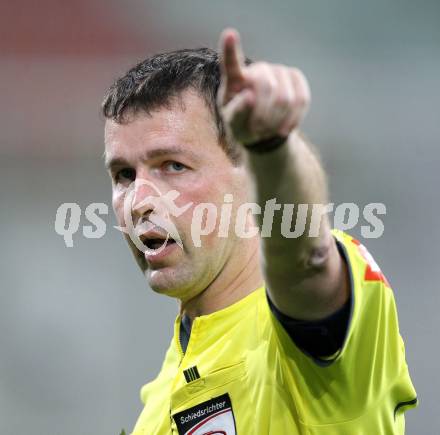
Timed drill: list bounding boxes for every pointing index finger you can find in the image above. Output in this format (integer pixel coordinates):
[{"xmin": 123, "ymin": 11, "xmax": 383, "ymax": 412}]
[{"xmin": 219, "ymin": 28, "xmax": 246, "ymax": 92}]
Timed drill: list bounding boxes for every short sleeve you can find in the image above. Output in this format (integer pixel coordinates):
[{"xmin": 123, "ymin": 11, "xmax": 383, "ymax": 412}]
[
  {"xmin": 329, "ymin": 230, "xmax": 418, "ymax": 412},
  {"xmin": 265, "ymin": 229, "xmax": 418, "ymax": 428}
]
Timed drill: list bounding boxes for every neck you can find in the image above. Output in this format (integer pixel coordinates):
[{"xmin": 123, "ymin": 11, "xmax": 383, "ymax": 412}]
[{"xmin": 180, "ymin": 238, "xmax": 263, "ymax": 322}]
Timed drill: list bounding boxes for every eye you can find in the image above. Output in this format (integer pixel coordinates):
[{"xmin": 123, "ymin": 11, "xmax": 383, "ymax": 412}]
[
  {"xmin": 114, "ymin": 167, "xmax": 136, "ymax": 183},
  {"xmin": 164, "ymin": 161, "xmax": 187, "ymax": 173}
]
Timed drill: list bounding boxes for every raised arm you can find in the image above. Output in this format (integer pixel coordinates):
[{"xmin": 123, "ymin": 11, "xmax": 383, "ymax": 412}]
[{"xmin": 218, "ymin": 29, "xmax": 349, "ymax": 320}]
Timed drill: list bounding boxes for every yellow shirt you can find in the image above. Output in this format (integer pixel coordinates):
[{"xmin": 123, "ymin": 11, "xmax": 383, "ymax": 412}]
[{"xmin": 132, "ymin": 230, "xmax": 418, "ymax": 434}]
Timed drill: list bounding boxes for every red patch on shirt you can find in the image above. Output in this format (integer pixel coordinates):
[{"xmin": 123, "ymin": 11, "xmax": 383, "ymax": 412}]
[{"xmin": 350, "ymin": 237, "xmax": 390, "ymax": 287}]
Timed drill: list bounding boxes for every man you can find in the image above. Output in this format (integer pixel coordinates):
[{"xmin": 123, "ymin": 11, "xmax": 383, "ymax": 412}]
[{"xmin": 103, "ymin": 29, "xmax": 417, "ymax": 434}]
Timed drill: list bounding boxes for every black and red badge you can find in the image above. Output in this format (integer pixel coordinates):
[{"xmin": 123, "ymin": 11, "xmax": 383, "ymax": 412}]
[{"xmin": 172, "ymin": 393, "xmax": 237, "ymax": 435}]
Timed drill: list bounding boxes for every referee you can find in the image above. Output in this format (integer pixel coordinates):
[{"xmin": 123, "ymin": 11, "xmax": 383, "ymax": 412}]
[{"xmin": 102, "ymin": 28, "xmax": 417, "ymax": 434}]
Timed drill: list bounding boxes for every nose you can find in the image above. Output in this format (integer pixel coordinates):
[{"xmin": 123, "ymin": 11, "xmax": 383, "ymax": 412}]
[{"xmin": 131, "ymin": 178, "xmax": 161, "ymax": 222}]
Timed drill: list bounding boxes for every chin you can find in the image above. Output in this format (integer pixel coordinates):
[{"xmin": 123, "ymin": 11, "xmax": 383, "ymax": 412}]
[{"xmin": 145, "ymin": 267, "xmax": 195, "ymax": 300}]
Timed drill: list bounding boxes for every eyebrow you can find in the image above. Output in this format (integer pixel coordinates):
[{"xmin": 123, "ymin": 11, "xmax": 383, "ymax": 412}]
[{"xmin": 104, "ymin": 146, "xmax": 198, "ymax": 170}]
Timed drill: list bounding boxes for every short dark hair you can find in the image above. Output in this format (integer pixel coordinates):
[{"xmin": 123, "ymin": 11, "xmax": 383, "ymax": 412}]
[{"xmin": 102, "ymin": 47, "xmax": 251, "ymax": 163}]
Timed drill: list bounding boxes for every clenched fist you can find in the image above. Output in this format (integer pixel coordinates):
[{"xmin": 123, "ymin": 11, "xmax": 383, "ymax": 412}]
[{"xmin": 217, "ymin": 28, "xmax": 311, "ymax": 147}]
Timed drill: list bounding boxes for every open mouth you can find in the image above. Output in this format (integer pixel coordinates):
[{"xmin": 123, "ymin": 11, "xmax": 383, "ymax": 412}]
[{"xmin": 142, "ymin": 237, "xmax": 176, "ymax": 251}]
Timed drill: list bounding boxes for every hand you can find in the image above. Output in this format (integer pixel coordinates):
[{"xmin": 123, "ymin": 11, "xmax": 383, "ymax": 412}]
[{"xmin": 217, "ymin": 28, "xmax": 311, "ymax": 147}]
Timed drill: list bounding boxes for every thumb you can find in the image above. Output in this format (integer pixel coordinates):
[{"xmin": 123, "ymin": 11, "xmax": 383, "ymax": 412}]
[{"xmin": 221, "ymin": 89, "xmax": 255, "ymax": 140}]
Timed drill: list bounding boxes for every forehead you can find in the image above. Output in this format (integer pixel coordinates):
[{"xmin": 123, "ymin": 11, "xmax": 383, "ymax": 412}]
[{"xmin": 104, "ymin": 90, "xmax": 221, "ymax": 165}]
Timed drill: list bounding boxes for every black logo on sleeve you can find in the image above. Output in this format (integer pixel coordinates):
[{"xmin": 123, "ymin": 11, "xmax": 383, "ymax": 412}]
[{"xmin": 172, "ymin": 393, "xmax": 237, "ymax": 434}]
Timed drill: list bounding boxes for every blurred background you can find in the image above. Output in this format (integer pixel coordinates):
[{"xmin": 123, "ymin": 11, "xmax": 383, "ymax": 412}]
[{"xmin": 1, "ymin": 0, "xmax": 438, "ymax": 433}]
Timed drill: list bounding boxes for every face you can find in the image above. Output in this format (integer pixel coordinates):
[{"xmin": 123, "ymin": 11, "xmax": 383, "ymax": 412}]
[{"xmin": 104, "ymin": 89, "xmax": 251, "ymax": 301}]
